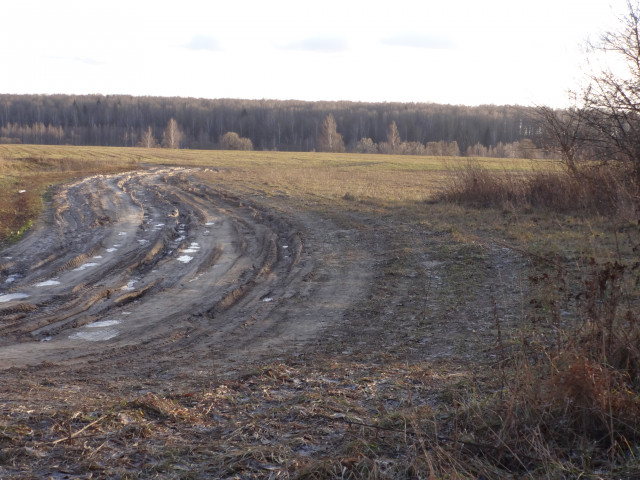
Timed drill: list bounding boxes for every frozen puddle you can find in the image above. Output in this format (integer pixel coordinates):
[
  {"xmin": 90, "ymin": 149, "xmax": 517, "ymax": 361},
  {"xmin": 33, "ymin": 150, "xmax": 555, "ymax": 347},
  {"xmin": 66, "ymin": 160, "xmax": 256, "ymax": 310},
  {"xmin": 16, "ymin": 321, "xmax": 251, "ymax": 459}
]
[
  {"xmin": 177, "ymin": 255, "xmax": 193, "ymax": 263},
  {"xmin": 118, "ymin": 232, "xmax": 127, "ymax": 236},
  {"xmin": 5, "ymin": 274, "xmax": 19, "ymax": 284},
  {"xmin": 182, "ymin": 242, "xmax": 200, "ymax": 254},
  {"xmin": 106, "ymin": 248, "xmax": 117, "ymax": 253},
  {"xmin": 87, "ymin": 319, "xmax": 121, "ymax": 328},
  {"xmin": 205, "ymin": 221, "xmax": 215, "ymax": 226},
  {"xmin": 69, "ymin": 329, "xmax": 119, "ymax": 341},
  {"xmin": 73, "ymin": 262, "xmax": 99, "ymax": 272},
  {"xmin": 0, "ymin": 293, "xmax": 29, "ymax": 303},
  {"xmin": 35, "ymin": 279, "xmax": 61, "ymax": 287}
]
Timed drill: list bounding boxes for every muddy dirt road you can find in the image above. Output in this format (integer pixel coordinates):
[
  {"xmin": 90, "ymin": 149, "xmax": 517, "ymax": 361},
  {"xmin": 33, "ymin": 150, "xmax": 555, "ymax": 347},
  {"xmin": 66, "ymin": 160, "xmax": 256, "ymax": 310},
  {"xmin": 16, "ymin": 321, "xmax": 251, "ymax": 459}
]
[{"xmin": 0, "ymin": 168, "xmax": 372, "ymax": 376}]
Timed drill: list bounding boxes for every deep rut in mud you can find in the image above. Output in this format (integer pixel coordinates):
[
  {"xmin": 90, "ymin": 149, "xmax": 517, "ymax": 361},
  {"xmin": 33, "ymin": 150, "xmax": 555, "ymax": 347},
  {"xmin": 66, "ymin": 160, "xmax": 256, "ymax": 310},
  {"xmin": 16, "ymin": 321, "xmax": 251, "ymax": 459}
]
[{"xmin": 0, "ymin": 168, "xmax": 371, "ymax": 374}]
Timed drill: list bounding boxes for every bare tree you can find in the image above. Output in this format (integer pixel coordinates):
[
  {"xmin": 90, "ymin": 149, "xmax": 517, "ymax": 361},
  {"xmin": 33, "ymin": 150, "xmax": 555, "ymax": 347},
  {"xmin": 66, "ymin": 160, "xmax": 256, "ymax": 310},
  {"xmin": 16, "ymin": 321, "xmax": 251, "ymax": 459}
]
[
  {"xmin": 535, "ymin": 104, "xmax": 587, "ymax": 173},
  {"xmin": 580, "ymin": 1, "xmax": 640, "ymax": 184},
  {"xmin": 162, "ymin": 118, "xmax": 183, "ymax": 149},
  {"xmin": 386, "ymin": 121, "xmax": 402, "ymax": 154},
  {"xmin": 316, "ymin": 114, "xmax": 344, "ymax": 152},
  {"xmin": 138, "ymin": 126, "xmax": 158, "ymax": 148}
]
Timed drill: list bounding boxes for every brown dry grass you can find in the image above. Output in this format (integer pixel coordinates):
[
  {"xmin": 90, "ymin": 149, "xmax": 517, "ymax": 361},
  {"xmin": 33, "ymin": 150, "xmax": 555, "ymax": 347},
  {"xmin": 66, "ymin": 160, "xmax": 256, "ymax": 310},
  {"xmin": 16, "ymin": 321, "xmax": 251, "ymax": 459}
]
[{"xmin": 2, "ymin": 145, "xmax": 640, "ymax": 478}]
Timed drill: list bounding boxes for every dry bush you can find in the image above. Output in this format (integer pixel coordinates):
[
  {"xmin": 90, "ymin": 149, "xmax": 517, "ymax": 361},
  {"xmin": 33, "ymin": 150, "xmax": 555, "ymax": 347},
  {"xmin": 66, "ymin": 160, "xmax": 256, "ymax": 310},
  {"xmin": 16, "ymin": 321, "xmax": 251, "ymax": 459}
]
[
  {"xmin": 471, "ymin": 255, "xmax": 640, "ymax": 476},
  {"xmin": 437, "ymin": 162, "xmax": 640, "ymax": 474},
  {"xmin": 440, "ymin": 162, "xmax": 638, "ymax": 217}
]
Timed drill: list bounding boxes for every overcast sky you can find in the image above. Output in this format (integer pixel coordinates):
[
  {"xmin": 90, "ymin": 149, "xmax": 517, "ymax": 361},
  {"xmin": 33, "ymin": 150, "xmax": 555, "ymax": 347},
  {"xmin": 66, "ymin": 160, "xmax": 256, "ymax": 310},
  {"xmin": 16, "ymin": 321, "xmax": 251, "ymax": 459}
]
[{"xmin": 0, "ymin": 0, "xmax": 628, "ymax": 107}]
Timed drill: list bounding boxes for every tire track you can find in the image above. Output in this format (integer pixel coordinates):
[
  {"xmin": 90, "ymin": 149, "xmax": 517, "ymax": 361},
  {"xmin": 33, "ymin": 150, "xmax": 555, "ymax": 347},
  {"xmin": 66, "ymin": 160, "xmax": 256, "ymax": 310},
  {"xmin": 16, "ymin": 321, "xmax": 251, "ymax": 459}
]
[{"xmin": 0, "ymin": 167, "xmax": 373, "ymax": 375}]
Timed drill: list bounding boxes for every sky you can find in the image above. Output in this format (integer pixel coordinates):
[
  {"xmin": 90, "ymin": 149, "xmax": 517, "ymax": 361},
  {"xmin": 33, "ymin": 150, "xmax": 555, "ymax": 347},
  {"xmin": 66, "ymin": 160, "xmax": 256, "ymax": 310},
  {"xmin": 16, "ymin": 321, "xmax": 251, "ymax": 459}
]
[{"xmin": 0, "ymin": 0, "xmax": 629, "ymax": 107}]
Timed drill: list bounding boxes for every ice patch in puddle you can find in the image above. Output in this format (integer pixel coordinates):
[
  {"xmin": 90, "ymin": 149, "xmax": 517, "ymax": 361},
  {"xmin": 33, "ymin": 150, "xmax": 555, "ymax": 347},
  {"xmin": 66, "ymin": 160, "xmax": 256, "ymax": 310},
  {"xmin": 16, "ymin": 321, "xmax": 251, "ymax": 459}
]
[
  {"xmin": 122, "ymin": 311, "xmax": 132, "ymax": 315},
  {"xmin": 35, "ymin": 279, "xmax": 61, "ymax": 287},
  {"xmin": 5, "ymin": 274, "xmax": 19, "ymax": 284},
  {"xmin": 177, "ymin": 255, "xmax": 193, "ymax": 263},
  {"xmin": 182, "ymin": 248, "xmax": 198, "ymax": 253},
  {"xmin": 118, "ymin": 232, "xmax": 127, "ymax": 236},
  {"xmin": 263, "ymin": 297, "xmax": 273, "ymax": 302},
  {"xmin": 93, "ymin": 255, "xmax": 103, "ymax": 259},
  {"xmin": 121, "ymin": 280, "xmax": 137, "ymax": 291},
  {"xmin": 205, "ymin": 221, "xmax": 215, "ymax": 226},
  {"xmin": 87, "ymin": 319, "xmax": 121, "ymax": 328},
  {"xmin": 73, "ymin": 262, "xmax": 99, "ymax": 272},
  {"xmin": 69, "ymin": 329, "xmax": 119, "ymax": 341},
  {"xmin": 137, "ymin": 239, "xmax": 149, "ymax": 245},
  {"xmin": 0, "ymin": 293, "xmax": 29, "ymax": 302},
  {"xmin": 106, "ymin": 248, "xmax": 117, "ymax": 253}
]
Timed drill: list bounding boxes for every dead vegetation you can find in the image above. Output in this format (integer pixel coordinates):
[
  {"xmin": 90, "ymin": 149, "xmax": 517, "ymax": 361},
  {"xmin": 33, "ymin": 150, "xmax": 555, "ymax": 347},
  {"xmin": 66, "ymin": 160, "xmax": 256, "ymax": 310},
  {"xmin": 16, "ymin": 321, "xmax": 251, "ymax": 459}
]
[{"xmin": 1, "ymin": 145, "xmax": 640, "ymax": 478}]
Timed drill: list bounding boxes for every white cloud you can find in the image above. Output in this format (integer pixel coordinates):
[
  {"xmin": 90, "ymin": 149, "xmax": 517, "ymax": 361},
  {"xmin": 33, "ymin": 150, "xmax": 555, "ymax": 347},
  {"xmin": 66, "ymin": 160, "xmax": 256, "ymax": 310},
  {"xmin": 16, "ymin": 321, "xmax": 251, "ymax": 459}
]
[
  {"xmin": 381, "ymin": 33, "xmax": 456, "ymax": 50},
  {"xmin": 278, "ymin": 36, "xmax": 349, "ymax": 53},
  {"xmin": 185, "ymin": 35, "xmax": 220, "ymax": 52}
]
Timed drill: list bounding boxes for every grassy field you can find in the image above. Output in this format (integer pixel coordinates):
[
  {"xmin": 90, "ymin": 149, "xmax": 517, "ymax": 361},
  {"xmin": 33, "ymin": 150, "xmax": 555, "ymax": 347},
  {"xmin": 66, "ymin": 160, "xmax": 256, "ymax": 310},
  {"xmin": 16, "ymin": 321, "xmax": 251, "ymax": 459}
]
[
  {"xmin": 0, "ymin": 144, "xmax": 545, "ymax": 243},
  {"xmin": 1, "ymin": 144, "xmax": 638, "ymax": 478}
]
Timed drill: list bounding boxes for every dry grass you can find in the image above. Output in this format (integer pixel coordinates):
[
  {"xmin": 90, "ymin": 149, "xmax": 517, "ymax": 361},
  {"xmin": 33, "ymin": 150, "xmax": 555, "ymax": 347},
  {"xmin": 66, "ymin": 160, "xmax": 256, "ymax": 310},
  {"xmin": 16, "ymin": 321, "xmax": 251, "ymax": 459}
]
[
  {"xmin": 2, "ymin": 144, "xmax": 640, "ymax": 478},
  {"xmin": 0, "ymin": 147, "xmax": 138, "ymax": 245}
]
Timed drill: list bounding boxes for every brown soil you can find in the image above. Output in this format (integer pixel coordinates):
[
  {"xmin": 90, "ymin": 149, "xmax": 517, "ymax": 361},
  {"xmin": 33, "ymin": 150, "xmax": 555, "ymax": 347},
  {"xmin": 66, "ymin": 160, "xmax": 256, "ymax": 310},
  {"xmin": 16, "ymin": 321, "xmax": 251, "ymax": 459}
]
[
  {"xmin": 0, "ymin": 166, "xmax": 528, "ymax": 478},
  {"xmin": 0, "ymin": 167, "xmax": 378, "ymax": 375}
]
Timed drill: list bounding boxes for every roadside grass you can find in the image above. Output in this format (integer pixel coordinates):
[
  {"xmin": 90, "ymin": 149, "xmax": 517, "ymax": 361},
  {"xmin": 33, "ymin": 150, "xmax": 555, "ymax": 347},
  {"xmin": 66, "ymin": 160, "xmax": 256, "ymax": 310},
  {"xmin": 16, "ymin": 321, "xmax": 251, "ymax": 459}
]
[
  {"xmin": 0, "ymin": 146, "xmax": 138, "ymax": 245},
  {"xmin": 2, "ymin": 145, "xmax": 639, "ymax": 477}
]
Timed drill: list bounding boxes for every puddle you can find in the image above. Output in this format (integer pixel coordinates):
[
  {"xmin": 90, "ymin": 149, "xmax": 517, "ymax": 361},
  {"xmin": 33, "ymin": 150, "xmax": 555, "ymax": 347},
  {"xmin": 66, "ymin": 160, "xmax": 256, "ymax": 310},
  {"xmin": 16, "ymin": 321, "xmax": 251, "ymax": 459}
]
[
  {"xmin": 137, "ymin": 239, "xmax": 149, "ymax": 245},
  {"xmin": 69, "ymin": 329, "xmax": 119, "ymax": 341},
  {"xmin": 121, "ymin": 280, "xmax": 137, "ymax": 291},
  {"xmin": 87, "ymin": 319, "xmax": 121, "ymax": 328},
  {"xmin": 35, "ymin": 280, "xmax": 61, "ymax": 287},
  {"xmin": 205, "ymin": 221, "xmax": 215, "ymax": 226},
  {"xmin": 93, "ymin": 255, "xmax": 103, "ymax": 259},
  {"xmin": 41, "ymin": 336, "xmax": 52, "ymax": 342},
  {"xmin": 106, "ymin": 248, "xmax": 117, "ymax": 253},
  {"xmin": 118, "ymin": 232, "xmax": 127, "ymax": 236},
  {"xmin": 182, "ymin": 248, "xmax": 198, "ymax": 254},
  {"xmin": 73, "ymin": 262, "xmax": 99, "ymax": 272},
  {"xmin": 177, "ymin": 255, "xmax": 193, "ymax": 263},
  {"xmin": 0, "ymin": 293, "xmax": 29, "ymax": 302},
  {"xmin": 122, "ymin": 311, "xmax": 132, "ymax": 315},
  {"xmin": 5, "ymin": 274, "xmax": 19, "ymax": 284}
]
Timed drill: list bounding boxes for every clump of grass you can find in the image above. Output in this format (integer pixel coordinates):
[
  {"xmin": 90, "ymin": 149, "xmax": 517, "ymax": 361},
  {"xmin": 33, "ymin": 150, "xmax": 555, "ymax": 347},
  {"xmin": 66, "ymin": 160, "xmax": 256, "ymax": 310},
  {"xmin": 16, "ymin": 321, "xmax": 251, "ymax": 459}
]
[
  {"xmin": 437, "ymin": 172, "xmax": 640, "ymax": 476},
  {"xmin": 440, "ymin": 162, "xmax": 637, "ymax": 217}
]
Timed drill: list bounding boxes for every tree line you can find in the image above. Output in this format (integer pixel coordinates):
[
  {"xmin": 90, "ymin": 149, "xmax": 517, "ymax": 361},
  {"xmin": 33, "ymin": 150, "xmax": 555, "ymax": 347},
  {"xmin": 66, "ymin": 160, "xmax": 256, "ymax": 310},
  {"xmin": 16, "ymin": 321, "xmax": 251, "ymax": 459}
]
[{"xmin": 0, "ymin": 94, "xmax": 543, "ymax": 156}]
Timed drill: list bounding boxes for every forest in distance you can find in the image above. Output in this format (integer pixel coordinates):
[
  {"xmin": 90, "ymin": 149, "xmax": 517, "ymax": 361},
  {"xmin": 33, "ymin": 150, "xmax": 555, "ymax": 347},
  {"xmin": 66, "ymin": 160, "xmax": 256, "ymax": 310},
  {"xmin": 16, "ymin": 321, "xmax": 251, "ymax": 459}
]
[{"xmin": 0, "ymin": 94, "xmax": 544, "ymax": 158}]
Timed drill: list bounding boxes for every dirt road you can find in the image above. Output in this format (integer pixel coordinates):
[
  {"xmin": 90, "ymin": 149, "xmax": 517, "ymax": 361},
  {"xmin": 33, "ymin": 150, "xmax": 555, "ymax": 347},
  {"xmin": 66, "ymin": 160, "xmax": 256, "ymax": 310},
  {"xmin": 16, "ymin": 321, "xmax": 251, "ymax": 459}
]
[{"xmin": 0, "ymin": 167, "xmax": 372, "ymax": 376}]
